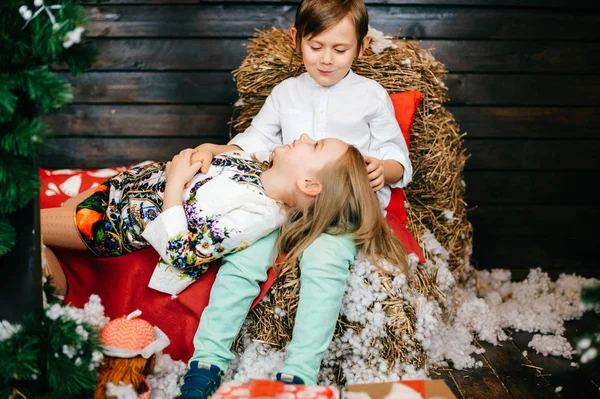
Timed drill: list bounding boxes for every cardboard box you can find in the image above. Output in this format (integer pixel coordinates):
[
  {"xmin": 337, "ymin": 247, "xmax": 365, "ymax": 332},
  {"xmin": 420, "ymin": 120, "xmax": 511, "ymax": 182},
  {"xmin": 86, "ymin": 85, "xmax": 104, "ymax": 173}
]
[{"xmin": 346, "ymin": 380, "xmax": 456, "ymax": 399}]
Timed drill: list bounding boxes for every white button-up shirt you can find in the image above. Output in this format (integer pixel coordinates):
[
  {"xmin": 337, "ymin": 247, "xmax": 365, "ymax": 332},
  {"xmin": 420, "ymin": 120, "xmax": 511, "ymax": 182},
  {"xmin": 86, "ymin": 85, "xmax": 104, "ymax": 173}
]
[{"xmin": 230, "ymin": 71, "xmax": 412, "ymax": 208}]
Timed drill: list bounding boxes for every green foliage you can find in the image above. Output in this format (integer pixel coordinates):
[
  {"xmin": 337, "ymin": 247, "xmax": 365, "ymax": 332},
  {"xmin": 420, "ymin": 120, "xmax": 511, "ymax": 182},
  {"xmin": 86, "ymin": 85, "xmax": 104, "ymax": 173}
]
[
  {"xmin": 0, "ymin": 77, "xmax": 17, "ymax": 123},
  {"xmin": 1, "ymin": 0, "xmax": 100, "ymax": 256},
  {"xmin": 0, "ymin": 2, "xmax": 107, "ymax": 396},
  {"xmin": 0, "ymin": 292, "xmax": 103, "ymax": 398},
  {"xmin": 0, "ymin": 153, "xmax": 40, "ymax": 215},
  {"xmin": 1, "ymin": 117, "xmax": 49, "ymax": 157},
  {"xmin": 582, "ymin": 281, "xmax": 600, "ymax": 305},
  {"xmin": 20, "ymin": 67, "xmax": 73, "ymax": 112},
  {"xmin": 0, "ymin": 219, "xmax": 16, "ymax": 256}
]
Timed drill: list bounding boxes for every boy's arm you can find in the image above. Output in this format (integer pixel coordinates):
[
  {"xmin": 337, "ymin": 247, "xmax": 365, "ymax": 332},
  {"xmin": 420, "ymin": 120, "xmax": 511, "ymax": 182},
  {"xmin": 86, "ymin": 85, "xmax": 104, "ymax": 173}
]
[
  {"xmin": 191, "ymin": 143, "xmax": 242, "ymax": 173},
  {"xmin": 193, "ymin": 81, "xmax": 287, "ymax": 166},
  {"xmin": 382, "ymin": 159, "xmax": 404, "ymax": 184},
  {"xmin": 228, "ymin": 83, "xmax": 285, "ymax": 153},
  {"xmin": 193, "ymin": 143, "xmax": 241, "ymax": 155},
  {"xmin": 368, "ymin": 88, "xmax": 413, "ymax": 188},
  {"xmin": 365, "ymin": 156, "xmax": 405, "ymax": 191}
]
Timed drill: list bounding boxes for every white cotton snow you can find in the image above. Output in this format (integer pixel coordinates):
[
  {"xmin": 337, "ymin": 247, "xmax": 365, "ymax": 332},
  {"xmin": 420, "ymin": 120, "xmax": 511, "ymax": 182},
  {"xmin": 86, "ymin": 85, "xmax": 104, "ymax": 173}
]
[
  {"xmin": 142, "ymin": 229, "xmax": 597, "ymax": 395},
  {"xmin": 147, "ymin": 353, "xmax": 187, "ymax": 399},
  {"xmin": 367, "ymin": 26, "xmax": 398, "ymax": 54},
  {"xmin": 0, "ymin": 320, "xmax": 21, "ymax": 341},
  {"xmin": 105, "ymin": 382, "xmax": 139, "ymax": 399},
  {"xmin": 528, "ymin": 334, "xmax": 574, "ymax": 359}
]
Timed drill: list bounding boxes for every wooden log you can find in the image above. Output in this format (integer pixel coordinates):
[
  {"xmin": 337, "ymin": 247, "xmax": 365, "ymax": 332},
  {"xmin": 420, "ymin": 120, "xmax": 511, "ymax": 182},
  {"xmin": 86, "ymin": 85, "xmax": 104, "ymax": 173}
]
[
  {"xmin": 448, "ymin": 107, "xmax": 600, "ymax": 139},
  {"xmin": 471, "ymin": 236, "xmax": 597, "ymax": 270},
  {"xmin": 467, "ymin": 205, "xmax": 598, "ymax": 237},
  {"xmin": 40, "ymin": 137, "xmax": 600, "ymax": 174},
  {"xmin": 463, "ymin": 139, "xmax": 600, "ymax": 170},
  {"xmin": 51, "ymin": 39, "xmax": 600, "ymax": 74},
  {"xmin": 59, "ymin": 72, "xmax": 600, "ymax": 106},
  {"xmin": 446, "ymin": 353, "xmax": 513, "ymax": 399},
  {"xmin": 445, "ymin": 74, "xmax": 600, "ymax": 106},
  {"xmin": 510, "ymin": 314, "xmax": 600, "ymax": 398},
  {"xmin": 464, "ymin": 171, "xmax": 598, "ymax": 204},
  {"xmin": 44, "ymin": 105, "xmax": 234, "ymax": 138},
  {"xmin": 478, "ymin": 340, "xmax": 558, "ymax": 399},
  {"xmin": 44, "ymin": 105, "xmax": 600, "ymax": 140},
  {"xmin": 85, "ymin": 5, "xmax": 600, "ymax": 40},
  {"xmin": 429, "ymin": 369, "xmax": 465, "ymax": 398},
  {"xmin": 40, "ymin": 137, "xmax": 226, "ymax": 169},
  {"xmin": 60, "ymin": 72, "xmax": 238, "ymax": 104},
  {"xmin": 92, "ymin": 0, "xmax": 600, "ymax": 8}
]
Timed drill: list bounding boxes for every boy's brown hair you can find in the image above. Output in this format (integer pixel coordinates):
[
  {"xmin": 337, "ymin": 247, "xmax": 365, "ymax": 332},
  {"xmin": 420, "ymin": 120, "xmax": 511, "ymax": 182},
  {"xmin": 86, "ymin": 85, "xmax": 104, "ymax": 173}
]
[{"xmin": 294, "ymin": 0, "xmax": 369, "ymax": 53}]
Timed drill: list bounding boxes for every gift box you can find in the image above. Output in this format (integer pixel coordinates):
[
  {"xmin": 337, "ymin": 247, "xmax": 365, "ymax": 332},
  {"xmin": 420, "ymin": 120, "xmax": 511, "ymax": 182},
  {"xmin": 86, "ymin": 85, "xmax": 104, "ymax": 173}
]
[
  {"xmin": 346, "ymin": 380, "xmax": 456, "ymax": 399},
  {"xmin": 212, "ymin": 380, "xmax": 339, "ymax": 399}
]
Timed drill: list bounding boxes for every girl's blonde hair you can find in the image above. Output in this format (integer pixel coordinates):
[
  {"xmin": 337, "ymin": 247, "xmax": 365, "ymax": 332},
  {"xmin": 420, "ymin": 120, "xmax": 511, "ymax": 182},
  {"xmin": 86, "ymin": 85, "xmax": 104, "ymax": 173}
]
[{"xmin": 275, "ymin": 145, "xmax": 409, "ymax": 275}]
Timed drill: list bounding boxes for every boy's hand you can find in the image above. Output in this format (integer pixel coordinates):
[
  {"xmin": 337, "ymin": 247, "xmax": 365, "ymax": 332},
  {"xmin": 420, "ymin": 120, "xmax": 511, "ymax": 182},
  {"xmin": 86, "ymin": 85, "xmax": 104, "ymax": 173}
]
[
  {"xmin": 364, "ymin": 156, "xmax": 385, "ymax": 191},
  {"xmin": 165, "ymin": 149, "xmax": 203, "ymax": 188},
  {"xmin": 191, "ymin": 148, "xmax": 214, "ymax": 174}
]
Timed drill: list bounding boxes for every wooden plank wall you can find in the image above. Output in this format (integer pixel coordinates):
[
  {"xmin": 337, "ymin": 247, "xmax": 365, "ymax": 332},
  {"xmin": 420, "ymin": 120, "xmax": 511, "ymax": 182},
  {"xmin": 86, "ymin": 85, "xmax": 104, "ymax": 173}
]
[{"xmin": 42, "ymin": 0, "xmax": 600, "ymax": 276}]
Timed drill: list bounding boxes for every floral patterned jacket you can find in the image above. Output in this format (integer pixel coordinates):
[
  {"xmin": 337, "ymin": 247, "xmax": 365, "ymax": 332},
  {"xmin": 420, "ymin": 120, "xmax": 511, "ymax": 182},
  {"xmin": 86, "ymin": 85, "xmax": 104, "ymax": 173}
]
[{"xmin": 142, "ymin": 152, "xmax": 285, "ymax": 295}]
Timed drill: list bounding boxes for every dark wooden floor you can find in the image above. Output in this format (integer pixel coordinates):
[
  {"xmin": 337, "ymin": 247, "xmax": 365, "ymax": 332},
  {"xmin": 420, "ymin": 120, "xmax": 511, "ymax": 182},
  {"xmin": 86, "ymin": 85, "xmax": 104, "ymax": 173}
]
[{"xmin": 432, "ymin": 312, "xmax": 600, "ymax": 398}]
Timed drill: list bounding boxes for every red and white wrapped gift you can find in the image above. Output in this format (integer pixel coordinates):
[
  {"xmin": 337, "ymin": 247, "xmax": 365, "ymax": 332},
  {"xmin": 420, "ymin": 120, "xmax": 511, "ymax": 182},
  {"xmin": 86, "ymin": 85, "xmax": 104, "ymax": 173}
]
[{"xmin": 212, "ymin": 380, "xmax": 339, "ymax": 399}]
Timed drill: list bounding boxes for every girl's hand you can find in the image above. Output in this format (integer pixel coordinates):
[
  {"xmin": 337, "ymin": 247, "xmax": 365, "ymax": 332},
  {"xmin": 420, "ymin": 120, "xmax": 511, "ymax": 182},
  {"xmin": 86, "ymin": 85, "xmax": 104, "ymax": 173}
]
[
  {"xmin": 165, "ymin": 149, "xmax": 203, "ymax": 188},
  {"xmin": 190, "ymin": 149, "xmax": 214, "ymax": 174},
  {"xmin": 364, "ymin": 156, "xmax": 385, "ymax": 191}
]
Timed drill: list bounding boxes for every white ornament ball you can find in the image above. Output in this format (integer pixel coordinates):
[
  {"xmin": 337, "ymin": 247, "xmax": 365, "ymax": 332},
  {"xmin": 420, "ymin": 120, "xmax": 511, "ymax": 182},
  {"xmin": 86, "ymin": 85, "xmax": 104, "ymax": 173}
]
[
  {"xmin": 19, "ymin": 5, "xmax": 28, "ymax": 14},
  {"xmin": 23, "ymin": 10, "xmax": 32, "ymax": 20},
  {"xmin": 34, "ymin": 0, "xmax": 43, "ymax": 7}
]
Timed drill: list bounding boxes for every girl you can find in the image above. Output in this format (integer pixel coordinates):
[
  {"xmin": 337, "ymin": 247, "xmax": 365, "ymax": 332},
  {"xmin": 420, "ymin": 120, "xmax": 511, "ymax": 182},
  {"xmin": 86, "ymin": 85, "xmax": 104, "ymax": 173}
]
[
  {"xmin": 179, "ymin": 134, "xmax": 408, "ymax": 399},
  {"xmin": 180, "ymin": 0, "xmax": 414, "ymax": 394},
  {"xmin": 41, "ymin": 135, "xmax": 350, "ymax": 296}
]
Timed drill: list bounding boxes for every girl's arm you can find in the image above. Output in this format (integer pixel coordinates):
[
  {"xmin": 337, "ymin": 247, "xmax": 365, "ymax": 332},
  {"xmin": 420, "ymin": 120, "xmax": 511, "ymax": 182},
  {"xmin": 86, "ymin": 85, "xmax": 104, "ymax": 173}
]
[{"xmin": 163, "ymin": 149, "xmax": 202, "ymax": 209}]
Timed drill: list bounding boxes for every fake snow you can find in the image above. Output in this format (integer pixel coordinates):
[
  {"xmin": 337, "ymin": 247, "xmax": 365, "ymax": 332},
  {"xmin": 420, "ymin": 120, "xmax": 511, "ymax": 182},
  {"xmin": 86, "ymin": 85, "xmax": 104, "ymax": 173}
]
[
  {"xmin": 367, "ymin": 26, "xmax": 398, "ymax": 54},
  {"xmin": 221, "ymin": 231, "xmax": 597, "ymax": 387},
  {"xmin": 122, "ymin": 233, "xmax": 598, "ymax": 398},
  {"xmin": 147, "ymin": 353, "xmax": 187, "ymax": 398},
  {"xmin": 528, "ymin": 334, "xmax": 574, "ymax": 359},
  {"xmin": 105, "ymin": 382, "xmax": 139, "ymax": 399}
]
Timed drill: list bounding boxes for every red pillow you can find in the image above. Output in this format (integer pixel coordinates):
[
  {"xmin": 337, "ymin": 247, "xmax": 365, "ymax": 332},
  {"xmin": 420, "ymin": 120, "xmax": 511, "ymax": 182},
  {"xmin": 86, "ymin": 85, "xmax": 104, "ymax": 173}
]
[
  {"xmin": 39, "ymin": 166, "xmax": 130, "ymax": 209},
  {"xmin": 389, "ymin": 90, "xmax": 423, "ymax": 150}
]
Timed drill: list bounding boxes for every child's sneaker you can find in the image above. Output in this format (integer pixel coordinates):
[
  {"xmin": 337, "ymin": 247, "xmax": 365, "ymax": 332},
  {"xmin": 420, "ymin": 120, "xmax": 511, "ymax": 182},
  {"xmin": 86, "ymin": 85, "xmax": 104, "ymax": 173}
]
[
  {"xmin": 178, "ymin": 361, "xmax": 223, "ymax": 399},
  {"xmin": 276, "ymin": 373, "xmax": 305, "ymax": 385}
]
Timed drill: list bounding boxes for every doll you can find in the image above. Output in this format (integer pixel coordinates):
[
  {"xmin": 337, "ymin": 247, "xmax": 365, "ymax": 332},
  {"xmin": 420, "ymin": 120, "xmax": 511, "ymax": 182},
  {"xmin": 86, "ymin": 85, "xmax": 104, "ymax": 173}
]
[{"xmin": 95, "ymin": 310, "xmax": 170, "ymax": 399}]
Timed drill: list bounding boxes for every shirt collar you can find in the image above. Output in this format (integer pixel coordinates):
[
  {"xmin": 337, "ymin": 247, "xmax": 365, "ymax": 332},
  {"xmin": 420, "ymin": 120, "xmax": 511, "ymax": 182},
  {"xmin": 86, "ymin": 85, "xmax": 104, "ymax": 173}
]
[{"xmin": 304, "ymin": 69, "xmax": 356, "ymax": 91}]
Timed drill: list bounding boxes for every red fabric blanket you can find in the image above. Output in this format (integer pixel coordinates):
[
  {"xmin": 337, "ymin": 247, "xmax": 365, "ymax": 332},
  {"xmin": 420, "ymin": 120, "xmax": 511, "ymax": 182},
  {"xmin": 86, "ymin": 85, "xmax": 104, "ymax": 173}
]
[{"xmin": 53, "ymin": 193, "xmax": 424, "ymax": 363}]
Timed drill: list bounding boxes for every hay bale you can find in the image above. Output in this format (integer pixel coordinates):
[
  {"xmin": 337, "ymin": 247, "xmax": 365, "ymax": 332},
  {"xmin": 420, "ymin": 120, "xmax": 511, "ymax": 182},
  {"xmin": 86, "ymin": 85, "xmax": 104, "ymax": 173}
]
[{"xmin": 230, "ymin": 27, "xmax": 472, "ymax": 380}]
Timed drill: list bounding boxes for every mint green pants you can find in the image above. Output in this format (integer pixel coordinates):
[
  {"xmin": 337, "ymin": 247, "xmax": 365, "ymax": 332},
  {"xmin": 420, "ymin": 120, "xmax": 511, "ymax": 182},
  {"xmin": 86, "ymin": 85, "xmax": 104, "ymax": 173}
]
[{"xmin": 190, "ymin": 231, "xmax": 357, "ymax": 385}]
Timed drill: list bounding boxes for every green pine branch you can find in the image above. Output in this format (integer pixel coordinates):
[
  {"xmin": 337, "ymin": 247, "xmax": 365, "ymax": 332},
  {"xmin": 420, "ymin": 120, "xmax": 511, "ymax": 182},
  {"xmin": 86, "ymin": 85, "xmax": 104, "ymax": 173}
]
[
  {"xmin": 19, "ymin": 67, "xmax": 73, "ymax": 112},
  {"xmin": 0, "ymin": 309, "xmax": 101, "ymax": 398},
  {"xmin": 1, "ymin": 117, "xmax": 49, "ymax": 156},
  {"xmin": 0, "ymin": 218, "xmax": 16, "ymax": 256},
  {"xmin": 1, "ymin": 117, "xmax": 49, "ymax": 157},
  {"xmin": 582, "ymin": 281, "xmax": 600, "ymax": 305},
  {"xmin": 0, "ymin": 151, "xmax": 40, "ymax": 215},
  {"xmin": 58, "ymin": 39, "xmax": 99, "ymax": 76},
  {"xmin": 0, "ymin": 76, "xmax": 17, "ymax": 123}
]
